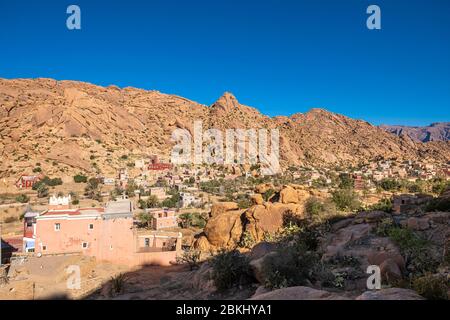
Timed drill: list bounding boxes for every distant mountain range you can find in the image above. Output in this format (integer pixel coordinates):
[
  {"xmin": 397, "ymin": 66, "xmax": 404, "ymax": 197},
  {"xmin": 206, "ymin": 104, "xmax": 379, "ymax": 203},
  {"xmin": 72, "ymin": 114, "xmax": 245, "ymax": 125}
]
[
  {"xmin": 0, "ymin": 78, "xmax": 449, "ymax": 179},
  {"xmin": 380, "ymin": 123, "xmax": 450, "ymax": 142}
]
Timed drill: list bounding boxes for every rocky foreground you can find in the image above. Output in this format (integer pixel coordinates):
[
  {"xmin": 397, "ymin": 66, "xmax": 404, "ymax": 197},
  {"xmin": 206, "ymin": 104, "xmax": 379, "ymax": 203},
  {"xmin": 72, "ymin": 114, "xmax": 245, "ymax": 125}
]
[{"xmin": 89, "ymin": 187, "xmax": 449, "ymax": 300}]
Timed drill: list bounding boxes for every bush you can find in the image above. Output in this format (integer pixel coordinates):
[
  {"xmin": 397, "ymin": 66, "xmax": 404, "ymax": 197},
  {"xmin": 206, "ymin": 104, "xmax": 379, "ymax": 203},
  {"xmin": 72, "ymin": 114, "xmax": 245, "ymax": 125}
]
[
  {"xmin": 412, "ymin": 274, "xmax": 448, "ymax": 300},
  {"xmin": 110, "ymin": 273, "xmax": 128, "ymax": 295},
  {"xmin": 3, "ymin": 216, "xmax": 18, "ymax": 224},
  {"xmin": 425, "ymin": 197, "xmax": 450, "ymax": 212},
  {"xmin": 262, "ymin": 189, "xmax": 275, "ymax": 202},
  {"xmin": 331, "ymin": 188, "xmax": 360, "ymax": 211},
  {"xmin": 238, "ymin": 231, "xmax": 256, "ymax": 249},
  {"xmin": 73, "ymin": 174, "xmax": 88, "ymax": 183},
  {"xmin": 210, "ymin": 250, "xmax": 252, "ymax": 291},
  {"xmin": 379, "ymin": 178, "xmax": 402, "ymax": 191},
  {"xmin": 262, "ymin": 242, "xmax": 321, "ymax": 289},
  {"xmin": 305, "ymin": 197, "xmax": 336, "ymax": 223},
  {"xmin": 42, "ymin": 176, "xmax": 63, "ymax": 187},
  {"xmin": 388, "ymin": 227, "xmax": 439, "ymax": 274},
  {"xmin": 368, "ymin": 198, "xmax": 393, "ymax": 213},
  {"xmin": 15, "ymin": 194, "xmax": 30, "ymax": 203},
  {"xmin": 176, "ymin": 249, "xmax": 201, "ymax": 270},
  {"xmin": 35, "ymin": 183, "xmax": 49, "ymax": 198}
]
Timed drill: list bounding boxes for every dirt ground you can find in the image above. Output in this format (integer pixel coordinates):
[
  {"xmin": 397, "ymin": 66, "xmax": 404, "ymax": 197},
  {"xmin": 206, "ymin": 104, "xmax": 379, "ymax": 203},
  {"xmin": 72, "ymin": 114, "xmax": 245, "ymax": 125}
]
[{"xmin": 0, "ymin": 254, "xmax": 130, "ymax": 300}]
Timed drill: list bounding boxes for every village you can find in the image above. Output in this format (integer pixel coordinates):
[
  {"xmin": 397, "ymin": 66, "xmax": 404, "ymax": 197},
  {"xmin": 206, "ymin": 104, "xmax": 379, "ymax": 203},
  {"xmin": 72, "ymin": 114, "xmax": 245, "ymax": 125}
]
[{"xmin": 1, "ymin": 153, "xmax": 449, "ymax": 299}]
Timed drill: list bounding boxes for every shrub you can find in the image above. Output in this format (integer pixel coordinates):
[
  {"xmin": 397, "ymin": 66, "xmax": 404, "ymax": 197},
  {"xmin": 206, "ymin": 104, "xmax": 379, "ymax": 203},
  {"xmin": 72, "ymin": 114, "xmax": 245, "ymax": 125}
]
[
  {"xmin": 262, "ymin": 189, "xmax": 275, "ymax": 202},
  {"xmin": 3, "ymin": 216, "xmax": 18, "ymax": 223},
  {"xmin": 41, "ymin": 176, "xmax": 63, "ymax": 187},
  {"xmin": 110, "ymin": 273, "xmax": 127, "ymax": 295},
  {"xmin": 412, "ymin": 274, "xmax": 448, "ymax": 300},
  {"xmin": 424, "ymin": 197, "xmax": 450, "ymax": 212},
  {"xmin": 262, "ymin": 242, "xmax": 321, "ymax": 289},
  {"xmin": 32, "ymin": 167, "xmax": 42, "ymax": 173},
  {"xmin": 176, "ymin": 249, "xmax": 201, "ymax": 270},
  {"xmin": 210, "ymin": 250, "xmax": 252, "ymax": 291},
  {"xmin": 73, "ymin": 174, "xmax": 88, "ymax": 183},
  {"xmin": 368, "ymin": 198, "xmax": 393, "ymax": 213},
  {"xmin": 36, "ymin": 183, "xmax": 49, "ymax": 198},
  {"xmin": 238, "ymin": 231, "xmax": 256, "ymax": 249},
  {"xmin": 388, "ymin": 227, "xmax": 439, "ymax": 274},
  {"xmin": 379, "ymin": 178, "xmax": 402, "ymax": 192},
  {"xmin": 15, "ymin": 194, "xmax": 30, "ymax": 203},
  {"xmin": 305, "ymin": 197, "xmax": 336, "ymax": 223},
  {"xmin": 331, "ymin": 188, "xmax": 360, "ymax": 211}
]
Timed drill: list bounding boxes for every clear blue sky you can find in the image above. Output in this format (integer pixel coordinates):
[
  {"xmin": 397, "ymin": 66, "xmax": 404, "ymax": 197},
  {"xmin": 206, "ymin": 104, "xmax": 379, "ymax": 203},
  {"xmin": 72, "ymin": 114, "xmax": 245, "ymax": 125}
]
[{"xmin": 0, "ymin": 0, "xmax": 449, "ymax": 126}]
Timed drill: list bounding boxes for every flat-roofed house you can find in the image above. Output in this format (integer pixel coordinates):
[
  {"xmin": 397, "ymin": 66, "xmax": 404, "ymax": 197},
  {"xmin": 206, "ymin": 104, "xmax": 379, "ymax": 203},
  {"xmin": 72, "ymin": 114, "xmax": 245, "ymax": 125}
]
[{"xmin": 31, "ymin": 197, "xmax": 181, "ymax": 266}]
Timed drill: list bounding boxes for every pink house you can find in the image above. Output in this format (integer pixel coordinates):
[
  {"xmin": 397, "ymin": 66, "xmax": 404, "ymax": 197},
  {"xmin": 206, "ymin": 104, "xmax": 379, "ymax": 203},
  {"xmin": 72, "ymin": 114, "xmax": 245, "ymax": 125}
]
[
  {"xmin": 146, "ymin": 208, "xmax": 178, "ymax": 230},
  {"xmin": 32, "ymin": 198, "xmax": 181, "ymax": 266}
]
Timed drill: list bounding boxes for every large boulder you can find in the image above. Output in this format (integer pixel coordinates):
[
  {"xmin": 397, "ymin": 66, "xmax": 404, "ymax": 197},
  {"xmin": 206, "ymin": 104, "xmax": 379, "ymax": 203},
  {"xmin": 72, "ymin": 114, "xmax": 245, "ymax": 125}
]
[
  {"xmin": 249, "ymin": 242, "xmax": 278, "ymax": 260},
  {"xmin": 250, "ymin": 286, "xmax": 349, "ymax": 300},
  {"xmin": 210, "ymin": 202, "xmax": 239, "ymax": 218},
  {"xmin": 400, "ymin": 217, "xmax": 430, "ymax": 231},
  {"xmin": 248, "ymin": 252, "xmax": 277, "ymax": 284},
  {"xmin": 202, "ymin": 209, "xmax": 243, "ymax": 248},
  {"xmin": 250, "ymin": 194, "xmax": 264, "ymax": 205},
  {"xmin": 280, "ymin": 185, "xmax": 299, "ymax": 204},
  {"xmin": 244, "ymin": 203, "xmax": 305, "ymax": 242},
  {"xmin": 279, "ymin": 185, "xmax": 311, "ymax": 204},
  {"xmin": 255, "ymin": 183, "xmax": 275, "ymax": 194},
  {"xmin": 194, "ymin": 235, "xmax": 212, "ymax": 252},
  {"xmin": 356, "ymin": 288, "xmax": 424, "ymax": 300}
]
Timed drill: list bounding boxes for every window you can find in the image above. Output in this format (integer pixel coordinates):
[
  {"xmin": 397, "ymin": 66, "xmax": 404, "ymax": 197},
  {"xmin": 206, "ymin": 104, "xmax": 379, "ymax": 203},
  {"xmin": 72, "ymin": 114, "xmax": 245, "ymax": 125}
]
[
  {"xmin": 42, "ymin": 245, "xmax": 47, "ymax": 251},
  {"xmin": 82, "ymin": 242, "xmax": 89, "ymax": 249},
  {"xmin": 144, "ymin": 238, "xmax": 150, "ymax": 247},
  {"xmin": 88, "ymin": 224, "xmax": 94, "ymax": 230},
  {"xmin": 54, "ymin": 223, "xmax": 61, "ymax": 231}
]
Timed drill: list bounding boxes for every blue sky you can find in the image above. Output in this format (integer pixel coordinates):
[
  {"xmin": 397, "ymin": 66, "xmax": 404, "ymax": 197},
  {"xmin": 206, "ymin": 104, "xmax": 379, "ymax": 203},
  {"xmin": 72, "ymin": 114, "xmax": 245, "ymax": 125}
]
[{"xmin": 0, "ymin": 0, "xmax": 449, "ymax": 126}]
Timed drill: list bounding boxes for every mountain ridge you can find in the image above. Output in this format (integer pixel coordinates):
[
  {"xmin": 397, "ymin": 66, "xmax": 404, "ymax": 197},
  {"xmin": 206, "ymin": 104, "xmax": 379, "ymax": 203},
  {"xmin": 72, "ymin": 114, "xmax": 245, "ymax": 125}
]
[
  {"xmin": 0, "ymin": 78, "xmax": 449, "ymax": 179},
  {"xmin": 381, "ymin": 122, "xmax": 450, "ymax": 142}
]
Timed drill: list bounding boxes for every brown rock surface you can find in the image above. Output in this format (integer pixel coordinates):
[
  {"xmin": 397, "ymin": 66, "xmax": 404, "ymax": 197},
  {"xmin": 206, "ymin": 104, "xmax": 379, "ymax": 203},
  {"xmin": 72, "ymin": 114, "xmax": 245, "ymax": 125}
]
[
  {"xmin": 1, "ymin": 78, "xmax": 449, "ymax": 178},
  {"xmin": 356, "ymin": 288, "xmax": 424, "ymax": 300},
  {"xmin": 250, "ymin": 286, "xmax": 349, "ymax": 300},
  {"xmin": 210, "ymin": 202, "xmax": 239, "ymax": 218}
]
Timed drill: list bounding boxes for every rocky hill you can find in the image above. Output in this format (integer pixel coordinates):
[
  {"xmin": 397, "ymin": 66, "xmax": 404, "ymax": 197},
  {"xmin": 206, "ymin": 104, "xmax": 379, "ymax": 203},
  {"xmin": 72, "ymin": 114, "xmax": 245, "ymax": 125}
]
[
  {"xmin": 381, "ymin": 122, "xmax": 450, "ymax": 142},
  {"xmin": 1, "ymin": 78, "xmax": 449, "ymax": 179}
]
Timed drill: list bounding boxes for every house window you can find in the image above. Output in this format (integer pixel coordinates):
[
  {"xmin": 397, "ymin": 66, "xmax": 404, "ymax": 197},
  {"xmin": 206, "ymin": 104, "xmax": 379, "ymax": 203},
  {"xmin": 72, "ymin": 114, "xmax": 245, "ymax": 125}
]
[
  {"xmin": 89, "ymin": 224, "xmax": 94, "ymax": 230},
  {"xmin": 144, "ymin": 238, "xmax": 150, "ymax": 247},
  {"xmin": 54, "ymin": 223, "xmax": 61, "ymax": 231},
  {"xmin": 82, "ymin": 242, "xmax": 89, "ymax": 249},
  {"xmin": 42, "ymin": 245, "xmax": 47, "ymax": 251}
]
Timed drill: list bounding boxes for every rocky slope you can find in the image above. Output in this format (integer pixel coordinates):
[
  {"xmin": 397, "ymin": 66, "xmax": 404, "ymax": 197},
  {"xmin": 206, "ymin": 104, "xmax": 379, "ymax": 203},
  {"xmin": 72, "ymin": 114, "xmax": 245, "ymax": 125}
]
[
  {"xmin": 381, "ymin": 122, "xmax": 450, "ymax": 142},
  {"xmin": 1, "ymin": 78, "xmax": 449, "ymax": 179}
]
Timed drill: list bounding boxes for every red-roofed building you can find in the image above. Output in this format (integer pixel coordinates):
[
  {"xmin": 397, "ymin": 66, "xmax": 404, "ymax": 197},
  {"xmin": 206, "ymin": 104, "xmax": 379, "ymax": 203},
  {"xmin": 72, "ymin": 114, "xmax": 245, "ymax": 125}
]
[{"xmin": 15, "ymin": 174, "xmax": 42, "ymax": 189}]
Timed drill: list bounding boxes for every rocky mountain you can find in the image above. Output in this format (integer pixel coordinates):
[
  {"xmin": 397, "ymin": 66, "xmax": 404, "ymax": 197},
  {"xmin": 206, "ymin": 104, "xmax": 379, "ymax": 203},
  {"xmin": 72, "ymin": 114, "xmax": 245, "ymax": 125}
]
[
  {"xmin": 381, "ymin": 123, "xmax": 450, "ymax": 142},
  {"xmin": 0, "ymin": 78, "xmax": 449, "ymax": 179}
]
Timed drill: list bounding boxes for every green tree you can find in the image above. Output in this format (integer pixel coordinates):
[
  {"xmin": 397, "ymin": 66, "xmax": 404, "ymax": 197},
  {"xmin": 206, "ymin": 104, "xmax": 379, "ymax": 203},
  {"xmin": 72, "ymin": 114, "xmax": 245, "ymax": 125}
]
[
  {"xmin": 36, "ymin": 183, "xmax": 49, "ymax": 198},
  {"xmin": 15, "ymin": 194, "xmax": 30, "ymax": 203},
  {"xmin": 73, "ymin": 174, "xmax": 88, "ymax": 183},
  {"xmin": 332, "ymin": 188, "xmax": 360, "ymax": 211}
]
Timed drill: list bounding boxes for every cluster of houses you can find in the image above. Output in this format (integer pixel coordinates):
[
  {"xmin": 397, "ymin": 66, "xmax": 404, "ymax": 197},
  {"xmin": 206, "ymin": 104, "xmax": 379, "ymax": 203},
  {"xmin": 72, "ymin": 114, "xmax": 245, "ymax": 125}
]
[
  {"xmin": 293, "ymin": 160, "xmax": 450, "ymax": 191},
  {"xmin": 21, "ymin": 195, "xmax": 182, "ymax": 267}
]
